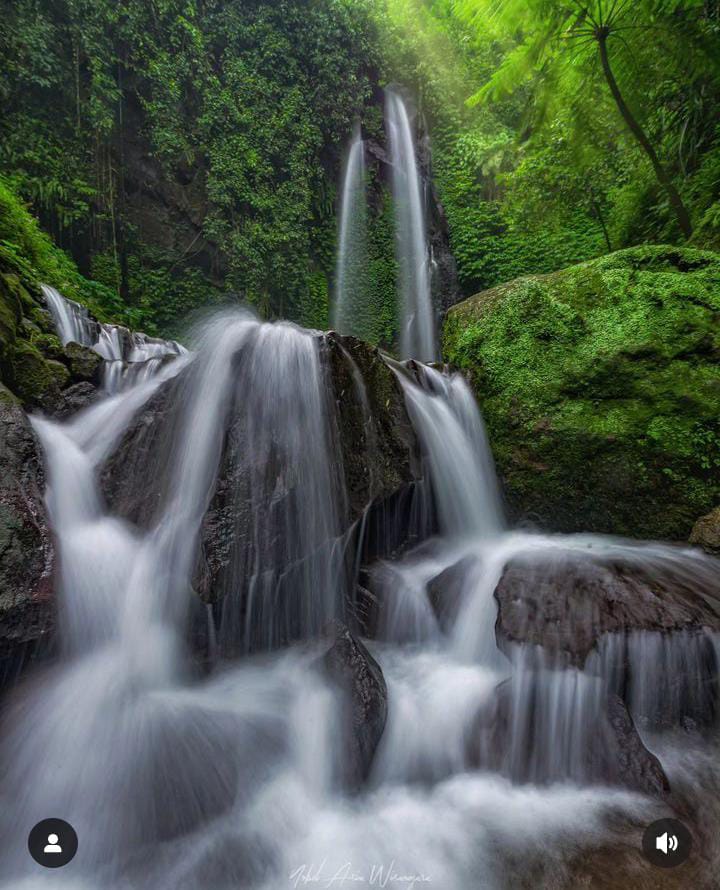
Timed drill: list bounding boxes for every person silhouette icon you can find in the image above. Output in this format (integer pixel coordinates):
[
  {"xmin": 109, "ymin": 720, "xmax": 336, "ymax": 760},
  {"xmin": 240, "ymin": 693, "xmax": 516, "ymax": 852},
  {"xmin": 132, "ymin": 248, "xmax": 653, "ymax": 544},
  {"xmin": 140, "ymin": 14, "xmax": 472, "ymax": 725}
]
[
  {"xmin": 29, "ymin": 818, "xmax": 78, "ymax": 867},
  {"xmin": 43, "ymin": 834, "xmax": 62, "ymax": 854}
]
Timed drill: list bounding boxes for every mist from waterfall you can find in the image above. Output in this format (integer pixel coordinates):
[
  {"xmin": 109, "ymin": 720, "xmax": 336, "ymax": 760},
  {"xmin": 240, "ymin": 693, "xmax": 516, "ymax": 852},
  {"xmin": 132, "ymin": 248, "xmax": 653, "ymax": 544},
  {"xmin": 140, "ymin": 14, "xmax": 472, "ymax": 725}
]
[
  {"xmin": 386, "ymin": 88, "xmax": 438, "ymax": 362},
  {"xmin": 332, "ymin": 125, "xmax": 369, "ymax": 340}
]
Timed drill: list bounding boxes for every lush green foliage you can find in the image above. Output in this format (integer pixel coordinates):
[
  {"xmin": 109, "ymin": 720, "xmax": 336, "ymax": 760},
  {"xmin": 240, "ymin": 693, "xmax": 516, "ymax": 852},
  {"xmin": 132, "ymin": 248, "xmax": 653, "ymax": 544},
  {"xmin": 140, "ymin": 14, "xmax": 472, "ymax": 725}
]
[
  {"xmin": 1, "ymin": 0, "xmax": 719, "ymax": 336},
  {"xmin": 0, "ymin": 176, "xmax": 124, "ymax": 323},
  {"xmin": 444, "ymin": 245, "xmax": 720, "ymax": 538},
  {"xmin": 0, "ymin": 0, "xmax": 384, "ymax": 334},
  {"xmin": 364, "ymin": 0, "xmax": 720, "ymax": 298}
]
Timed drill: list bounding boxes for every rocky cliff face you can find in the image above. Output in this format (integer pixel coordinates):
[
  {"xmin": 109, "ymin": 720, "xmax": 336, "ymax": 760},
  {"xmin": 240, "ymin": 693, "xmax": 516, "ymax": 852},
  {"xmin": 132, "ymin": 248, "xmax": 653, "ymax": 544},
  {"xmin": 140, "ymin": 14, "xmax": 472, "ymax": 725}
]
[
  {"xmin": 443, "ymin": 246, "xmax": 720, "ymax": 541},
  {"xmin": 0, "ymin": 384, "xmax": 53, "ymax": 680}
]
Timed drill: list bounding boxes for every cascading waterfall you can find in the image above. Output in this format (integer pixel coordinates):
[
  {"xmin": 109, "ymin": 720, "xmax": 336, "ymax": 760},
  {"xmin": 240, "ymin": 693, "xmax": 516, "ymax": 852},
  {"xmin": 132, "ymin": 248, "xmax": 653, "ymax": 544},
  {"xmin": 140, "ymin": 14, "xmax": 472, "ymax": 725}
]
[
  {"xmin": 1, "ymin": 285, "xmax": 719, "ymax": 888},
  {"xmin": 332, "ymin": 125, "xmax": 369, "ymax": 340},
  {"xmin": 386, "ymin": 88, "xmax": 438, "ymax": 362},
  {"xmin": 42, "ymin": 284, "xmax": 185, "ymax": 393},
  {"xmin": 211, "ymin": 321, "xmax": 349, "ymax": 653}
]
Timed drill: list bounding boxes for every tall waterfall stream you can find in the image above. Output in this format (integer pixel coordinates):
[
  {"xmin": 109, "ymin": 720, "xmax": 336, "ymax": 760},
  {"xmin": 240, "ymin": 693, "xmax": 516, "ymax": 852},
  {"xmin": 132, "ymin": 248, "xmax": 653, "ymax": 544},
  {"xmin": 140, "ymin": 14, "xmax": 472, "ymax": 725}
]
[{"xmin": 0, "ymin": 292, "xmax": 719, "ymax": 889}]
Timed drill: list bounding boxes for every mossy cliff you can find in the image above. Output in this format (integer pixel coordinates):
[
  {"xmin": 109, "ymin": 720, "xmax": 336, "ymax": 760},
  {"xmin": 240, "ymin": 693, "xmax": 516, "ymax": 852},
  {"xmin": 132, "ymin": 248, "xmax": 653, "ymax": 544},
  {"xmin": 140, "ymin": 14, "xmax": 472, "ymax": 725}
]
[
  {"xmin": 443, "ymin": 246, "xmax": 720, "ymax": 541},
  {"xmin": 0, "ymin": 180, "xmax": 108, "ymax": 410}
]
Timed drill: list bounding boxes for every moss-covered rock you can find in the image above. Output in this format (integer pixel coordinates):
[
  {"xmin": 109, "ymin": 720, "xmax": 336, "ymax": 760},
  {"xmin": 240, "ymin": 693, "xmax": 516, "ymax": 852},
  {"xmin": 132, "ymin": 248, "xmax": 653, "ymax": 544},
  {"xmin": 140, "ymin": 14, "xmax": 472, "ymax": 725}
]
[
  {"xmin": 61, "ymin": 341, "xmax": 103, "ymax": 383},
  {"xmin": 443, "ymin": 245, "xmax": 720, "ymax": 540},
  {"xmin": 0, "ymin": 272, "xmax": 22, "ymax": 362},
  {"xmin": 690, "ymin": 506, "xmax": 720, "ymax": 554},
  {"xmin": 7, "ymin": 342, "xmax": 64, "ymax": 408}
]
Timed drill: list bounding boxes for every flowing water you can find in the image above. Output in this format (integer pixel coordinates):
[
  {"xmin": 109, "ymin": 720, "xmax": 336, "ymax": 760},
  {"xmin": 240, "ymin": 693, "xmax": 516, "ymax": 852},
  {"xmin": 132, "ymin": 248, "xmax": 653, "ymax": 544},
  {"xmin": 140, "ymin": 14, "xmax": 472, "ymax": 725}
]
[
  {"xmin": 332, "ymin": 126, "xmax": 369, "ymax": 341},
  {"xmin": 42, "ymin": 284, "xmax": 185, "ymax": 393},
  {"xmin": 386, "ymin": 89, "xmax": 437, "ymax": 363},
  {"xmin": 1, "ymin": 290, "xmax": 719, "ymax": 889}
]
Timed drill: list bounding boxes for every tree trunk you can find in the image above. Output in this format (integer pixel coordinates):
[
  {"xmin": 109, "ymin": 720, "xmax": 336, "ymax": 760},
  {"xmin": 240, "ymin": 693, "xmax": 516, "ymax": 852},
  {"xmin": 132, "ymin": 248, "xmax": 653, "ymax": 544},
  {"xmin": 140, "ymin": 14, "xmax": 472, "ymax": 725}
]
[
  {"xmin": 589, "ymin": 186, "xmax": 612, "ymax": 252},
  {"xmin": 598, "ymin": 34, "xmax": 692, "ymax": 239}
]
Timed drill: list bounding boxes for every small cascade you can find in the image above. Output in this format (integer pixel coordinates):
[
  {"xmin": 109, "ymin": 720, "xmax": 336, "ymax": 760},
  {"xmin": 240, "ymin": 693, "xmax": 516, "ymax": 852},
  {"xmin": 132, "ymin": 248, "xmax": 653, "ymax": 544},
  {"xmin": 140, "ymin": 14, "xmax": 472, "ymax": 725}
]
[
  {"xmin": 42, "ymin": 283, "xmax": 98, "ymax": 345},
  {"xmin": 399, "ymin": 364, "xmax": 504, "ymax": 539},
  {"xmin": 332, "ymin": 125, "xmax": 369, "ymax": 340},
  {"xmin": 588, "ymin": 628, "xmax": 720, "ymax": 730},
  {"xmin": 41, "ymin": 283, "xmax": 185, "ymax": 393},
  {"xmin": 386, "ymin": 88, "xmax": 437, "ymax": 362}
]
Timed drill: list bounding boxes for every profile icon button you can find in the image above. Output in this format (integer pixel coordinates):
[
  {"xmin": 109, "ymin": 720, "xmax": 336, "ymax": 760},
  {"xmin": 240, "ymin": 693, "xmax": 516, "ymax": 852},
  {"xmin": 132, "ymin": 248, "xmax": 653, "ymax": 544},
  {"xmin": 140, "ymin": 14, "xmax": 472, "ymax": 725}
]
[{"xmin": 28, "ymin": 818, "xmax": 78, "ymax": 868}]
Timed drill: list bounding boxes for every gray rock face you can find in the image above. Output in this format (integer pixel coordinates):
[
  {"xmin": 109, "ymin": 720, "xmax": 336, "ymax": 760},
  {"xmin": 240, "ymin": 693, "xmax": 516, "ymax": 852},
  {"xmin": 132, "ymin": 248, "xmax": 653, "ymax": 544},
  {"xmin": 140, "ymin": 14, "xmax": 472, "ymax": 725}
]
[
  {"xmin": 493, "ymin": 549, "xmax": 720, "ymax": 665},
  {"xmin": 0, "ymin": 385, "xmax": 53, "ymax": 674},
  {"xmin": 51, "ymin": 381, "xmax": 100, "ymax": 420},
  {"xmin": 320, "ymin": 621, "xmax": 388, "ymax": 789}
]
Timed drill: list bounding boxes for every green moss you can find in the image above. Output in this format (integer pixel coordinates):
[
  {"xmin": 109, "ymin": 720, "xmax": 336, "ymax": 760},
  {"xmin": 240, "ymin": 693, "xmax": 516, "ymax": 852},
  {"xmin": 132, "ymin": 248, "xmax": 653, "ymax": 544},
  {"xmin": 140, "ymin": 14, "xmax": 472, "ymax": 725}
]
[
  {"xmin": 8, "ymin": 341, "xmax": 63, "ymax": 406},
  {"xmin": 444, "ymin": 245, "xmax": 720, "ymax": 540},
  {"xmin": 61, "ymin": 342, "xmax": 102, "ymax": 382}
]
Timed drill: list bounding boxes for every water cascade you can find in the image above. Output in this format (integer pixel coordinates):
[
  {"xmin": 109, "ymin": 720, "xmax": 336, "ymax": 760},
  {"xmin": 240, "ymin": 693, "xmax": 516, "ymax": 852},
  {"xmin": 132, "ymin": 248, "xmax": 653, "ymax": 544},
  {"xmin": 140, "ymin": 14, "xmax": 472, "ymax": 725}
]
[
  {"xmin": 0, "ymin": 288, "xmax": 719, "ymax": 888},
  {"xmin": 42, "ymin": 284, "xmax": 185, "ymax": 393},
  {"xmin": 386, "ymin": 89, "xmax": 438, "ymax": 362},
  {"xmin": 332, "ymin": 126, "xmax": 369, "ymax": 340}
]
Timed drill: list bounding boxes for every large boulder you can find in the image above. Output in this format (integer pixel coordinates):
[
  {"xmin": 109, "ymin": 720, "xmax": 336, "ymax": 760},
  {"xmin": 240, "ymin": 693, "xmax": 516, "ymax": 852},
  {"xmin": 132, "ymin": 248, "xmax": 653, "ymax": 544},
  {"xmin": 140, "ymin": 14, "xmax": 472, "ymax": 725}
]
[
  {"xmin": 493, "ymin": 547, "xmax": 720, "ymax": 666},
  {"xmin": 443, "ymin": 246, "xmax": 720, "ymax": 540},
  {"xmin": 427, "ymin": 542, "xmax": 720, "ymax": 728},
  {"xmin": 319, "ymin": 621, "xmax": 388, "ymax": 789},
  {"xmin": 0, "ymin": 384, "xmax": 53, "ymax": 677}
]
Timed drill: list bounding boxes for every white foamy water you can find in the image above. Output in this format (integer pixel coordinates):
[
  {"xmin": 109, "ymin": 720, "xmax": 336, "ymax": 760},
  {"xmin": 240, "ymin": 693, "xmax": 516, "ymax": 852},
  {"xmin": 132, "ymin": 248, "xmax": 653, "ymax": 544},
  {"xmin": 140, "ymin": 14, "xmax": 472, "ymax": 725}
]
[
  {"xmin": 41, "ymin": 284, "xmax": 185, "ymax": 393},
  {"xmin": 332, "ymin": 125, "xmax": 369, "ymax": 340},
  {"xmin": 386, "ymin": 89, "xmax": 437, "ymax": 362}
]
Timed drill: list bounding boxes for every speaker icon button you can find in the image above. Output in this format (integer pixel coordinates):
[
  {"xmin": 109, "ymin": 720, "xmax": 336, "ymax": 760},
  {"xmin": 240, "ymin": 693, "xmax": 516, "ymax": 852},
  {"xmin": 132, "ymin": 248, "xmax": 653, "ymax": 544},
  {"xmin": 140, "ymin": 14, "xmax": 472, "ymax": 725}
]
[{"xmin": 642, "ymin": 818, "xmax": 692, "ymax": 868}]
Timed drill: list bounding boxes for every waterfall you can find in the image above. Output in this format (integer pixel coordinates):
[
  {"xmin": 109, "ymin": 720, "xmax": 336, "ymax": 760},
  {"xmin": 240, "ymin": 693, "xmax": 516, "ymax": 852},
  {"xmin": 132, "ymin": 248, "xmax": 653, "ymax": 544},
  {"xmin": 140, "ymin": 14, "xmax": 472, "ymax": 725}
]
[
  {"xmin": 2, "ymin": 289, "xmax": 719, "ymax": 888},
  {"xmin": 41, "ymin": 284, "xmax": 185, "ymax": 393},
  {"xmin": 398, "ymin": 364, "xmax": 504, "ymax": 539},
  {"xmin": 332, "ymin": 126, "xmax": 369, "ymax": 339},
  {"xmin": 386, "ymin": 89, "xmax": 438, "ymax": 362},
  {"xmin": 210, "ymin": 321, "xmax": 349, "ymax": 653}
]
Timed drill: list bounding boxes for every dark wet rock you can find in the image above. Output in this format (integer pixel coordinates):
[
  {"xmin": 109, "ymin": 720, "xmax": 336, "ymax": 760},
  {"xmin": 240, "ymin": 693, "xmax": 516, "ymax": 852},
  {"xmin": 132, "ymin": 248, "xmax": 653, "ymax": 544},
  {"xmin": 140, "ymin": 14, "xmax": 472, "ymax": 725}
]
[
  {"xmin": 99, "ymin": 372, "xmax": 183, "ymax": 527},
  {"xmin": 101, "ymin": 334, "xmax": 430, "ymax": 635},
  {"xmin": 0, "ymin": 384, "xmax": 53, "ymax": 673},
  {"xmin": 319, "ymin": 620, "xmax": 387, "ymax": 789},
  {"xmin": 323, "ymin": 334, "xmax": 422, "ymax": 519},
  {"xmin": 61, "ymin": 341, "xmax": 103, "ymax": 383},
  {"xmin": 493, "ymin": 549, "xmax": 720, "ymax": 666},
  {"xmin": 470, "ymin": 675, "xmax": 669, "ymax": 797},
  {"xmin": 604, "ymin": 694, "xmax": 671, "ymax": 795},
  {"xmin": 690, "ymin": 507, "xmax": 720, "ymax": 555},
  {"xmin": 52, "ymin": 381, "xmax": 101, "ymax": 421},
  {"xmin": 426, "ymin": 554, "xmax": 478, "ymax": 633}
]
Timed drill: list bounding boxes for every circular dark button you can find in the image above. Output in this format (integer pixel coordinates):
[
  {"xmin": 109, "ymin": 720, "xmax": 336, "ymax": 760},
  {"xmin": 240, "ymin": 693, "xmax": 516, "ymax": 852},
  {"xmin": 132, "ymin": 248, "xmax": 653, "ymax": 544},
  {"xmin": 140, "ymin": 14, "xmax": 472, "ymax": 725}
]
[
  {"xmin": 642, "ymin": 818, "xmax": 692, "ymax": 868},
  {"xmin": 28, "ymin": 818, "xmax": 78, "ymax": 868}
]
